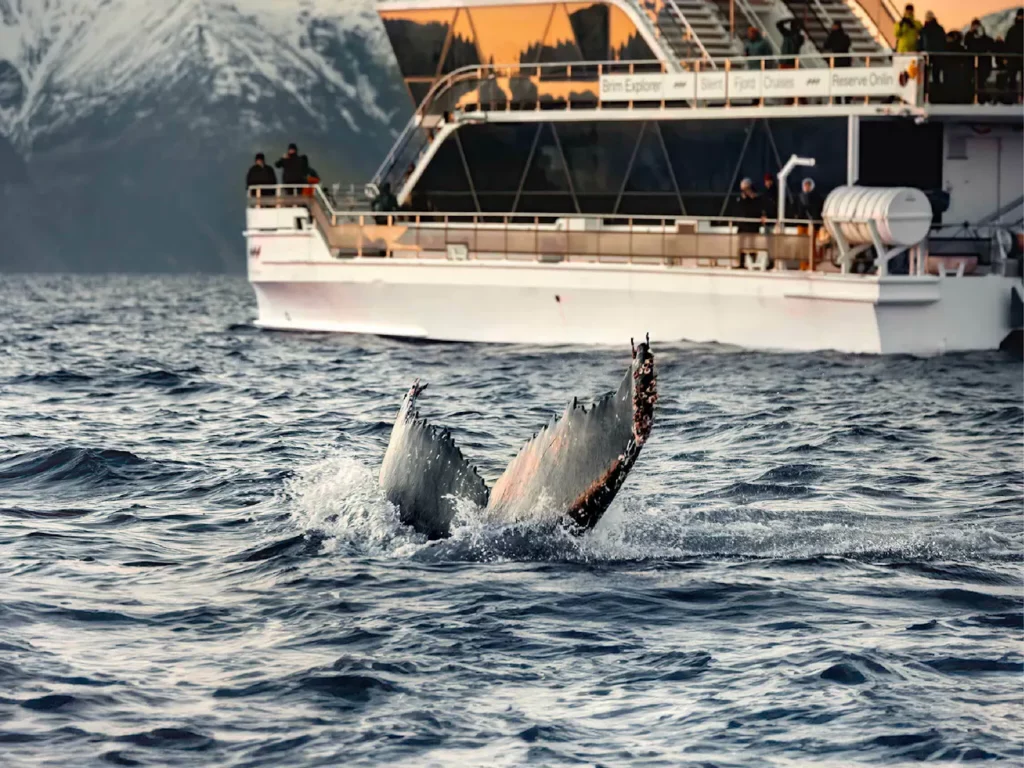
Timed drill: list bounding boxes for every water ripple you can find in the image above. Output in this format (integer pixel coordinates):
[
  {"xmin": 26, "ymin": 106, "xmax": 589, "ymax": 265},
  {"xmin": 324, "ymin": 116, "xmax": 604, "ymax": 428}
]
[{"xmin": 0, "ymin": 274, "xmax": 1020, "ymax": 767}]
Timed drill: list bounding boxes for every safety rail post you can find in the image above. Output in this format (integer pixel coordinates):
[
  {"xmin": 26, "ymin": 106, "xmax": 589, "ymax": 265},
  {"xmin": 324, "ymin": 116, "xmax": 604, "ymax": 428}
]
[
  {"xmin": 864, "ymin": 55, "xmax": 870, "ymax": 105},
  {"xmin": 809, "ymin": 222, "xmax": 815, "ymax": 271},
  {"xmin": 504, "ymin": 215, "xmax": 509, "ymax": 259},
  {"xmin": 415, "ymin": 214, "xmax": 421, "ymax": 258},
  {"xmin": 973, "ymin": 56, "xmax": 979, "ymax": 105},
  {"xmin": 759, "ymin": 57, "xmax": 765, "ymax": 108},
  {"xmin": 357, "ymin": 215, "xmax": 364, "ymax": 258},
  {"xmin": 628, "ymin": 217, "xmax": 634, "ymax": 264}
]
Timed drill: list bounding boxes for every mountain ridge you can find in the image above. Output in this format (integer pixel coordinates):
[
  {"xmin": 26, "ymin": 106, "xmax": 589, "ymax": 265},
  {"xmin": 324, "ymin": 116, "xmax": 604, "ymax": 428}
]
[{"xmin": 0, "ymin": 0, "xmax": 407, "ymax": 273}]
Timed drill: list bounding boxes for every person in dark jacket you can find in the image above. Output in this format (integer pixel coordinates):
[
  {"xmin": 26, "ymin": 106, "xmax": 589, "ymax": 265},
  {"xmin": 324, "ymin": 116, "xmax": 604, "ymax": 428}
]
[
  {"xmin": 917, "ymin": 11, "xmax": 946, "ymax": 100},
  {"xmin": 776, "ymin": 18, "xmax": 805, "ymax": 68},
  {"xmin": 372, "ymin": 182, "xmax": 399, "ymax": 224},
  {"xmin": 734, "ymin": 178, "xmax": 766, "ymax": 267},
  {"xmin": 796, "ymin": 178, "xmax": 824, "ymax": 222},
  {"xmin": 761, "ymin": 172, "xmax": 778, "ymax": 221},
  {"xmin": 824, "ymin": 21, "xmax": 851, "ymax": 67},
  {"xmin": 1005, "ymin": 9, "xmax": 1023, "ymax": 94},
  {"xmin": 965, "ymin": 18, "xmax": 995, "ymax": 102},
  {"xmin": 735, "ymin": 178, "xmax": 765, "ymax": 232},
  {"xmin": 1003, "ymin": 8, "xmax": 1019, "ymax": 93},
  {"xmin": 245, "ymin": 153, "xmax": 277, "ymax": 197},
  {"xmin": 943, "ymin": 30, "xmax": 971, "ymax": 103},
  {"xmin": 275, "ymin": 143, "xmax": 311, "ymax": 194}
]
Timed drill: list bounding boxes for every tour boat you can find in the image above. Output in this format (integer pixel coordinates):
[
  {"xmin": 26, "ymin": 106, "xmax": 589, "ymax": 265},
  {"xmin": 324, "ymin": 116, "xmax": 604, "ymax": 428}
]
[{"xmin": 245, "ymin": 0, "xmax": 1024, "ymax": 355}]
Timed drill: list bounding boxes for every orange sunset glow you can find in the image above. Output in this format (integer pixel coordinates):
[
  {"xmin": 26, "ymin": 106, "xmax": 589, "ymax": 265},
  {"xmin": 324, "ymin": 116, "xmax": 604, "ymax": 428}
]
[{"xmin": 909, "ymin": 1, "xmax": 1019, "ymax": 29}]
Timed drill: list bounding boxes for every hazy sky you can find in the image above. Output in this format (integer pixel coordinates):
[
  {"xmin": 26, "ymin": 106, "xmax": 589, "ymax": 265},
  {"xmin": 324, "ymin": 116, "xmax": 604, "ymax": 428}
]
[{"xmin": 911, "ymin": 1, "xmax": 1018, "ymax": 29}]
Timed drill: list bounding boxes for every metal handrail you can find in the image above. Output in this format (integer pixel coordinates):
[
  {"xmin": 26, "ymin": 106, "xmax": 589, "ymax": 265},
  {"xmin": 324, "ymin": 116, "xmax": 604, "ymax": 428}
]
[
  {"xmin": 247, "ymin": 186, "xmax": 816, "ymax": 228},
  {"xmin": 663, "ymin": 0, "xmax": 715, "ymax": 67},
  {"xmin": 370, "ymin": 114, "xmax": 419, "ymax": 189},
  {"xmin": 809, "ymin": 0, "xmax": 834, "ymax": 30}
]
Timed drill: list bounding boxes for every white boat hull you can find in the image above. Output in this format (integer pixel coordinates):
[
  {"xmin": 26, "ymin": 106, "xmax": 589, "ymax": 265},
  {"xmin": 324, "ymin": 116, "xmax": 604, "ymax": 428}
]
[{"xmin": 246, "ymin": 211, "xmax": 1019, "ymax": 355}]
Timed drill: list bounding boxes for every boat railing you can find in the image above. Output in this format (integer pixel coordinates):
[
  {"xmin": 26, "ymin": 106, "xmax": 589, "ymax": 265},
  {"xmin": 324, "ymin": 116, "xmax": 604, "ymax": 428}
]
[{"xmin": 248, "ymin": 186, "xmax": 831, "ymax": 270}]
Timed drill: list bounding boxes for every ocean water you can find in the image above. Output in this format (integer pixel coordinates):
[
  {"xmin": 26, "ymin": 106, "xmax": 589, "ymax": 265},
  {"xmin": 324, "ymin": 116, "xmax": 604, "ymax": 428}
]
[{"xmin": 0, "ymin": 273, "xmax": 1021, "ymax": 767}]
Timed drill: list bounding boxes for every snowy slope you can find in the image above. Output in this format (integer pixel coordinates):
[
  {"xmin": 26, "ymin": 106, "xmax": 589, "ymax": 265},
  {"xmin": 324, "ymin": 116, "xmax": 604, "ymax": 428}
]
[
  {"xmin": 0, "ymin": 0, "xmax": 409, "ymax": 272},
  {"xmin": 0, "ymin": 0, "xmax": 399, "ymax": 146},
  {"xmin": 972, "ymin": 8, "xmax": 1021, "ymax": 38}
]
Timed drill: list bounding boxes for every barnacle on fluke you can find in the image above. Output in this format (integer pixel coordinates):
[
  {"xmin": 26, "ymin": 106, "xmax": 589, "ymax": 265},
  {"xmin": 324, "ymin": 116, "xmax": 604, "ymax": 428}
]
[{"xmin": 378, "ymin": 340, "xmax": 657, "ymax": 539}]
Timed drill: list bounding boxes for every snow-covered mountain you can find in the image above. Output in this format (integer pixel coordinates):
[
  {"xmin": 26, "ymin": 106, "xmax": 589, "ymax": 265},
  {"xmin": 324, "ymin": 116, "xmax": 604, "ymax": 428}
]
[
  {"xmin": 0, "ymin": 0, "xmax": 409, "ymax": 272},
  {"xmin": 971, "ymin": 8, "xmax": 1022, "ymax": 38}
]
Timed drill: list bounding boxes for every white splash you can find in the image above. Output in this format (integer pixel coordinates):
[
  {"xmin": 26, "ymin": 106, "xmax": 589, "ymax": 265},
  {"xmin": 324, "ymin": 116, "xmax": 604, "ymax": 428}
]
[{"xmin": 284, "ymin": 452, "xmax": 1016, "ymax": 563}]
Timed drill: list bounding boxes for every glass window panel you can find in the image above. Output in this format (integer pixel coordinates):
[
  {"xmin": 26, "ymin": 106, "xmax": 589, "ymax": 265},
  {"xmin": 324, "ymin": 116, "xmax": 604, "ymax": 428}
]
[
  {"xmin": 567, "ymin": 3, "xmax": 609, "ymax": 61},
  {"xmin": 458, "ymin": 124, "xmax": 535, "ymax": 192},
  {"xmin": 618, "ymin": 194, "xmax": 683, "ymax": 216},
  {"xmin": 522, "ymin": 124, "xmax": 572, "ymax": 192},
  {"xmin": 381, "ymin": 10, "xmax": 454, "ymax": 78},
  {"xmin": 660, "ymin": 120, "xmax": 751, "ymax": 194},
  {"xmin": 624, "ymin": 123, "xmax": 676, "ymax": 193},
  {"xmin": 556, "ymin": 122, "xmax": 640, "ymax": 197},
  {"xmin": 474, "ymin": 194, "xmax": 518, "ymax": 213},
  {"xmin": 424, "ymin": 193, "xmax": 478, "ymax": 212},
  {"xmin": 441, "ymin": 8, "xmax": 481, "ymax": 74},
  {"xmin": 537, "ymin": 3, "xmax": 583, "ymax": 64},
  {"xmin": 417, "ymin": 136, "xmax": 472, "ymax": 193},
  {"xmin": 609, "ymin": 6, "xmax": 654, "ymax": 61},
  {"xmin": 469, "ymin": 5, "xmax": 553, "ymax": 65},
  {"xmin": 516, "ymin": 193, "xmax": 578, "ymax": 214},
  {"xmin": 406, "ymin": 81, "xmax": 433, "ymax": 107}
]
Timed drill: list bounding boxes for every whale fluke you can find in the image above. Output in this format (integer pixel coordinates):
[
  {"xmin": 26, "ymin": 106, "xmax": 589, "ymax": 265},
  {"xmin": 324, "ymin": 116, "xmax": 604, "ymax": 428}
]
[
  {"xmin": 378, "ymin": 342, "xmax": 656, "ymax": 538},
  {"xmin": 487, "ymin": 339, "xmax": 656, "ymax": 531},
  {"xmin": 378, "ymin": 380, "xmax": 489, "ymax": 540}
]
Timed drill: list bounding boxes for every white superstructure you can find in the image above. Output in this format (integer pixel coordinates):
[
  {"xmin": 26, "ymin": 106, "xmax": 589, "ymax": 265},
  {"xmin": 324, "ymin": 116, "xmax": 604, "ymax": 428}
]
[{"xmin": 246, "ymin": 0, "xmax": 1024, "ymax": 355}]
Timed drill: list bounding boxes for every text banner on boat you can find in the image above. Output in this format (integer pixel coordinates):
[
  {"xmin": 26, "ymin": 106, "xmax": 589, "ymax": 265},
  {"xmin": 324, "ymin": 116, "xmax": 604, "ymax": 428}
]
[{"xmin": 600, "ymin": 58, "xmax": 921, "ymax": 105}]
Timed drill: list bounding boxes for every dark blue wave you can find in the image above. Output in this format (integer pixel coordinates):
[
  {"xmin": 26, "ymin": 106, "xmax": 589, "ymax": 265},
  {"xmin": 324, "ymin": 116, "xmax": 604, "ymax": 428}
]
[{"xmin": 0, "ymin": 274, "xmax": 1020, "ymax": 767}]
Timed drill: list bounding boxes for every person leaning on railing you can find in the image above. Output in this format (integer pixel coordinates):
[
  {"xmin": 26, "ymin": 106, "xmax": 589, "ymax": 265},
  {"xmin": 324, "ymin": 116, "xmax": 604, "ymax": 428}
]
[
  {"xmin": 918, "ymin": 11, "xmax": 946, "ymax": 97},
  {"xmin": 965, "ymin": 19, "xmax": 996, "ymax": 103},
  {"xmin": 246, "ymin": 153, "xmax": 277, "ymax": 198},
  {"xmin": 943, "ymin": 30, "xmax": 973, "ymax": 104}
]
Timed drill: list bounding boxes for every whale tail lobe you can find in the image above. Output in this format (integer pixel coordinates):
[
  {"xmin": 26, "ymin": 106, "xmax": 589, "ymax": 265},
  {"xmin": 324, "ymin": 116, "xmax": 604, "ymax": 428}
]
[{"xmin": 378, "ymin": 342, "xmax": 656, "ymax": 538}]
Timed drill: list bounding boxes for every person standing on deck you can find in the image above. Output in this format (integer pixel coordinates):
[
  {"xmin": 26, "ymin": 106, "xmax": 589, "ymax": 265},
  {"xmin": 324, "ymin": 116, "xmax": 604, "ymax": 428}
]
[
  {"xmin": 944, "ymin": 30, "xmax": 971, "ymax": 103},
  {"xmin": 1002, "ymin": 9, "xmax": 1023, "ymax": 96},
  {"xmin": 776, "ymin": 18, "xmax": 805, "ymax": 68},
  {"xmin": 796, "ymin": 179, "xmax": 824, "ymax": 223},
  {"xmin": 734, "ymin": 178, "xmax": 766, "ymax": 268},
  {"xmin": 918, "ymin": 12, "xmax": 946, "ymax": 99},
  {"xmin": 894, "ymin": 4, "xmax": 922, "ymax": 53},
  {"xmin": 761, "ymin": 173, "xmax": 778, "ymax": 222},
  {"xmin": 743, "ymin": 27, "xmax": 772, "ymax": 69},
  {"xmin": 824, "ymin": 21, "xmax": 851, "ymax": 67},
  {"xmin": 965, "ymin": 19, "xmax": 995, "ymax": 102},
  {"xmin": 245, "ymin": 153, "xmax": 277, "ymax": 198},
  {"xmin": 275, "ymin": 143, "xmax": 310, "ymax": 195}
]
